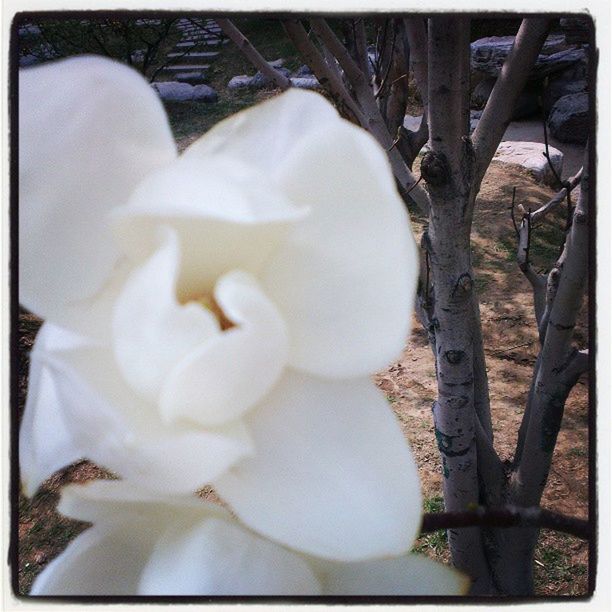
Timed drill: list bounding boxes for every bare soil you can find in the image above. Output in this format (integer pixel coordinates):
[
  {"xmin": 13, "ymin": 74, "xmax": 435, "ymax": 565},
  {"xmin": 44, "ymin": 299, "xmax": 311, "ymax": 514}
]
[{"xmin": 15, "ymin": 161, "xmax": 589, "ymax": 597}]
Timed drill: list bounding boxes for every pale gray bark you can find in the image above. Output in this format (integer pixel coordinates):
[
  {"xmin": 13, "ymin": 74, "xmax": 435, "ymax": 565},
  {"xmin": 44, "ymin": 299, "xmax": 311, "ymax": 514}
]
[{"xmin": 424, "ymin": 17, "xmax": 496, "ymax": 595}]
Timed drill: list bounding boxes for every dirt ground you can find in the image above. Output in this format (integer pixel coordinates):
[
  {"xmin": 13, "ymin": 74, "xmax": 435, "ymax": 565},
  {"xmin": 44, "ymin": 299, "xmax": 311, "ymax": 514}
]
[{"xmin": 15, "ymin": 161, "xmax": 590, "ymax": 596}]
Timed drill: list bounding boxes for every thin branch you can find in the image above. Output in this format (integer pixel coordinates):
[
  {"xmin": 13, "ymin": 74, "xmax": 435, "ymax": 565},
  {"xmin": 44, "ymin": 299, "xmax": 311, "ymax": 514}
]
[
  {"xmin": 541, "ymin": 114, "xmax": 564, "ymax": 188},
  {"xmin": 309, "ymin": 17, "xmax": 430, "ymax": 214},
  {"xmin": 421, "ymin": 506, "xmax": 590, "ymax": 540},
  {"xmin": 282, "ymin": 19, "xmax": 364, "ymax": 124},
  {"xmin": 531, "ymin": 167, "xmax": 583, "ymax": 224},
  {"xmin": 216, "ymin": 18, "xmax": 291, "ymax": 90}
]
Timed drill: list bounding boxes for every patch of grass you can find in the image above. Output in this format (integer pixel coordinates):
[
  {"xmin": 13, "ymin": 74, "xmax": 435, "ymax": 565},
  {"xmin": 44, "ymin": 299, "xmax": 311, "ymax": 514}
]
[
  {"xmin": 164, "ymin": 92, "xmax": 258, "ymax": 143},
  {"xmin": 568, "ymin": 446, "xmax": 587, "ymax": 458},
  {"xmin": 412, "ymin": 496, "xmax": 447, "ymax": 556},
  {"xmin": 534, "ymin": 535, "xmax": 588, "ymax": 594}
]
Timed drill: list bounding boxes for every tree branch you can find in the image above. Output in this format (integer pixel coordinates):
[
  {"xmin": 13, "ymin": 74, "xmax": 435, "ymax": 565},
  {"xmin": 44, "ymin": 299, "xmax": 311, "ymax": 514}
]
[
  {"xmin": 472, "ymin": 18, "xmax": 551, "ymax": 190},
  {"xmin": 421, "ymin": 506, "xmax": 590, "ymax": 540},
  {"xmin": 282, "ymin": 19, "xmax": 363, "ymax": 124},
  {"xmin": 531, "ymin": 167, "xmax": 583, "ymax": 224},
  {"xmin": 216, "ymin": 18, "xmax": 292, "ymax": 90},
  {"xmin": 512, "ymin": 149, "xmax": 589, "ymax": 507},
  {"xmin": 309, "ymin": 17, "xmax": 430, "ymax": 214}
]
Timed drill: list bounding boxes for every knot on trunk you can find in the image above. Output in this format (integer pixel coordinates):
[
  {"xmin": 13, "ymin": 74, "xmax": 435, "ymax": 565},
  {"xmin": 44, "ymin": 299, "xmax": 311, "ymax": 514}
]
[
  {"xmin": 421, "ymin": 151, "xmax": 451, "ymax": 187},
  {"xmin": 574, "ymin": 210, "xmax": 587, "ymax": 224},
  {"xmin": 445, "ymin": 349, "xmax": 465, "ymax": 364},
  {"xmin": 452, "ymin": 273, "xmax": 473, "ymax": 298}
]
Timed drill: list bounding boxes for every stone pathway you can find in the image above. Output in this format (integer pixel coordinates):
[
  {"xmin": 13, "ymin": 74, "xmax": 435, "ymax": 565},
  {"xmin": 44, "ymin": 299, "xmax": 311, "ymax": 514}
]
[{"xmin": 156, "ymin": 18, "xmax": 226, "ymax": 84}]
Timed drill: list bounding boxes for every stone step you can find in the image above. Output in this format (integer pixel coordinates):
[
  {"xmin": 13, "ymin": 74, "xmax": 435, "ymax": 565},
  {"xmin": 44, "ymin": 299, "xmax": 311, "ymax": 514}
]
[
  {"xmin": 167, "ymin": 51, "xmax": 220, "ymax": 59},
  {"xmin": 163, "ymin": 64, "xmax": 211, "ymax": 71}
]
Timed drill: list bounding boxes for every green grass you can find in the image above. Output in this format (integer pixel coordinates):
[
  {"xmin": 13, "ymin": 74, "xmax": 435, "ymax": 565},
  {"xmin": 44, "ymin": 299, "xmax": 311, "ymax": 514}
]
[
  {"xmin": 534, "ymin": 536, "xmax": 587, "ymax": 592},
  {"xmin": 412, "ymin": 496, "xmax": 448, "ymax": 556},
  {"xmin": 164, "ymin": 92, "xmax": 259, "ymax": 144}
]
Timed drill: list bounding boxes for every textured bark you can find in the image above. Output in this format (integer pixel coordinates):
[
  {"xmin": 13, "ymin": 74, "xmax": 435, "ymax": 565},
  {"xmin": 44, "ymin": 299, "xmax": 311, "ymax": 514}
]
[{"xmin": 425, "ymin": 17, "xmax": 498, "ymax": 595}]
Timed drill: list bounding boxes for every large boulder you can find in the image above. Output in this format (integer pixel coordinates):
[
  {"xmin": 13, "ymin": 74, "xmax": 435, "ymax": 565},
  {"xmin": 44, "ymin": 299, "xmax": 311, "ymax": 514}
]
[
  {"xmin": 547, "ymin": 92, "xmax": 589, "ymax": 144},
  {"xmin": 471, "ymin": 34, "xmax": 567, "ymax": 78},
  {"xmin": 493, "ymin": 141, "xmax": 563, "ymax": 186},
  {"xmin": 152, "ymin": 81, "xmax": 218, "ymax": 103},
  {"xmin": 542, "ymin": 76, "xmax": 587, "ymax": 114},
  {"xmin": 470, "ymin": 77, "xmax": 540, "ymax": 119}
]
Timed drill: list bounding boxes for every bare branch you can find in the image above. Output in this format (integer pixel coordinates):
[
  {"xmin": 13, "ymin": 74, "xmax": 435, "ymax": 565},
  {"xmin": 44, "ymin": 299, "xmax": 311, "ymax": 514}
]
[
  {"xmin": 421, "ymin": 506, "xmax": 590, "ymax": 540},
  {"xmin": 403, "ymin": 16, "xmax": 429, "ymax": 116},
  {"xmin": 216, "ymin": 18, "xmax": 291, "ymax": 90},
  {"xmin": 472, "ymin": 18, "xmax": 551, "ymax": 189},
  {"xmin": 513, "ymin": 150, "xmax": 589, "ymax": 507},
  {"xmin": 282, "ymin": 19, "xmax": 363, "ymax": 124},
  {"xmin": 309, "ymin": 17, "xmax": 430, "ymax": 214},
  {"xmin": 531, "ymin": 167, "xmax": 583, "ymax": 224}
]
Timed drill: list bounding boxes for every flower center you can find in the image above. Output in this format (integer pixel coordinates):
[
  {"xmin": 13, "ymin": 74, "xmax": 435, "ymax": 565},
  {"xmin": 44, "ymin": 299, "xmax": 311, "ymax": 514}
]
[{"xmin": 190, "ymin": 293, "xmax": 235, "ymax": 331}]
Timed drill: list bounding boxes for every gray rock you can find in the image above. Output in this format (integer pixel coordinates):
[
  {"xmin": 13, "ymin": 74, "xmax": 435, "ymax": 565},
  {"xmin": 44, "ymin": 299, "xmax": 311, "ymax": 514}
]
[
  {"xmin": 471, "ymin": 34, "xmax": 567, "ymax": 78},
  {"xmin": 192, "ymin": 84, "xmax": 218, "ymax": 102},
  {"xmin": 289, "ymin": 76, "xmax": 319, "ymax": 89},
  {"xmin": 152, "ymin": 81, "xmax": 217, "ymax": 102},
  {"xmin": 534, "ymin": 47, "xmax": 588, "ymax": 78},
  {"xmin": 542, "ymin": 77, "xmax": 587, "ymax": 114},
  {"xmin": 250, "ymin": 66, "xmax": 291, "ymax": 89},
  {"xmin": 227, "ymin": 75, "xmax": 252, "ymax": 90},
  {"xmin": 294, "ymin": 64, "xmax": 313, "ymax": 77},
  {"xmin": 493, "ymin": 141, "xmax": 563, "ymax": 186},
  {"xmin": 547, "ymin": 92, "xmax": 589, "ymax": 144}
]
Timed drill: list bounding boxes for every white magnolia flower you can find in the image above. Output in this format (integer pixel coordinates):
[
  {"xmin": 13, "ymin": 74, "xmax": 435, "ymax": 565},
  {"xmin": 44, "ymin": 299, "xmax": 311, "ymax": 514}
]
[
  {"xmin": 20, "ymin": 56, "xmax": 420, "ymax": 561},
  {"xmin": 30, "ymin": 481, "xmax": 468, "ymax": 596}
]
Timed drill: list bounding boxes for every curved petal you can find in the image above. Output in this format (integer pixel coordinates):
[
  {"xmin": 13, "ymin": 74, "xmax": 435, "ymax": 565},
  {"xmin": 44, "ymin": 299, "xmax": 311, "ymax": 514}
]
[
  {"xmin": 56, "ymin": 480, "xmax": 214, "ymax": 525},
  {"xmin": 315, "ymin": 554, "xmax": 470, "ymax": 595},
  {"xmin": 30, "ymin": 523, "xmax": 154, "ymax": 596},
  {"xmin": 19, "ymin": 55, "xmax": 176, "ymax": 326},
  {"xmin": 182, "ymin": 88, "xmax": 340, "ymax": 174},
  {"xmin": 214, "ymin": 370, "xmax": 422, "ymax": 561},
  {"xmin": 139, "ymin": 517, "xmax": 321, "ymax": 595},
  {"xmin": 112, "ymin": 155, "xmax": 307, "ymax": 300},
  {"xmin": 160, "ymin": 270, "xmax": 289, "ymax": 427},
  {"xmin": 34, "ymin": 343, "xmax": 253, "ymax": 494},
  {"xmin": 113, "ymin": 227, "xmax": 219, "ymax": 401},
  {"xmin": 19, "ymin": 324, "xmax": 87, "ymax": 496},
  {"xmin": 261, "ymin": 121, "xmax": 418, "ymax": 379}
]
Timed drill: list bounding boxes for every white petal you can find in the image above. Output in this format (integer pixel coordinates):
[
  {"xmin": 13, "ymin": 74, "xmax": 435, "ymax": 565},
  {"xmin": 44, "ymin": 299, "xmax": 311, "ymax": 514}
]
[
  {"xmin": 215, "ymin": 370, "xmax": 422, "ymax": 561},
  {"xmin": 261, "ymin": 120, "xmax": 418, "ymax": 379},
  {"xmin": 19, "ymin": 55, "xmax": 176, "ymax": 325},
  {"xmin": 34, "ymin": 344, "xmax": 253, "ymax": 494},
  {"xmin": 113, "ymin": 227, "xmax": 219, "ymax": 401},
  {"xmin": 112, "ymin": 155, "xmax": 307, "ymax": 300},
  {"xmin": 139, "ymin": 517, "xmax": 321, "ymax": 595},
  {"xmin": 182, "ymin": 88, "xmax": 340, "ymax": 173},
  {"xmin": 56, "ymin": 480, "xmax": 213, "ymax": 524},
  {"xmin": 30, "ymin": 523, "xmax": 153, "ymax": 596},
  {"xmin": 160, "ymin": 270, "xmax": 288, "ymax": 426},
  {"xmin": 316, "ymin": 554, "xmax": 470, "ymax": 595},
  {"xmin": 19, "ymin": 324, "xmax": 86, "ymax": 496}
]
